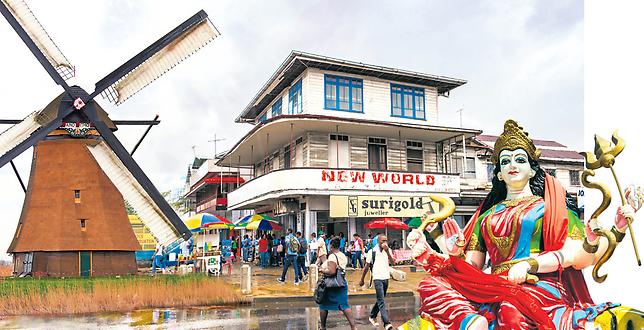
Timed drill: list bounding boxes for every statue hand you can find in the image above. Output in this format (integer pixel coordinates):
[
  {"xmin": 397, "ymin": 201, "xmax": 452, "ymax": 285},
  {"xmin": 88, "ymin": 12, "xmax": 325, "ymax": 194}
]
[
  {"xmin": 585, "ymin": 220, "xmax": 600, "ymax": 246},
  {"xmin": 615, "ymin": 205, "xmax": 635, "ymax": 232},
  {"xmin": 443, "ymin": 218, "xmax": 465, "ymax": 256},
  {"xmin": 407, "ymin": 229, "xmax": 433, "ymax": 259},
  {"xmin": 507, "ymin": 261, "xmax": 531, "ymax": 285}
]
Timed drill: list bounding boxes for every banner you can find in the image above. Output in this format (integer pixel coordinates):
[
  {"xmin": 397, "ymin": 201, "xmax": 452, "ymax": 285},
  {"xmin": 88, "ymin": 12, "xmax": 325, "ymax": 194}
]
[{"xmin": 330, "ymin": 195, "xmax": 434, "ymax": 217}]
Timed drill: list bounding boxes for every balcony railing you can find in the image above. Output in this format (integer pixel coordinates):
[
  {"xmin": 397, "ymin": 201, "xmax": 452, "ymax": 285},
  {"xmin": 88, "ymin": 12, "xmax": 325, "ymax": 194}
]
[{"xmin": 228, "ymin": 167, "xmax": 460, "ymax": 209}]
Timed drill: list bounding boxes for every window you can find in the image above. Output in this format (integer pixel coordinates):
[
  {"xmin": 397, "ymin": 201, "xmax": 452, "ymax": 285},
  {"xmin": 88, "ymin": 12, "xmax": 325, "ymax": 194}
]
[
  {"xmin": 325, "ymin": 75, "xmax": 363, "ymax": 112},
  {"xmin": 545, "ymin": 168, "xmax": 557, "ymax": 177},
  {"xmin": 272, "ymin": 98, "xmax": 282, "ymax": 117},
  {"xmin": 284, "ymin": 145, "xmax": 291, "ymax": 169},
  {"xmin": 330, "ymin": 134, "xmax": 349, "ymax": 141},
  {"xmin": 258, "ymin": 112, "xmax": 267, "ymax": 123},
  {"xmin": 465, "ymin": 157, "xmax": 476, "ymax": 178},
  {"xmin": 487, "ymin": 163, "xmax": 495, "ymax": 181},
  {"xmin": 570, "ymin": 170, "xmax": 580, "ymax": 186},
  {"xmin": 74, "ymin": 190, "xmax": 81, "ymax": 203},
  {"xmin": 288, "ymin": 79, "xmax": 302, "ymax": 114},
  {"xmin": 391, "ymin": 84, "xmax": 425, "ymax": 120},
  {"xmin": 368, "ymin": 137, "xmax": 387, "ymax": 170},
  {"xmin": 406, "ymin": 141, "xmax": 423, "ymax": 172},
  {"xmin": 80, "ymin": 219, "xmax": 86, "ymax": 231}
]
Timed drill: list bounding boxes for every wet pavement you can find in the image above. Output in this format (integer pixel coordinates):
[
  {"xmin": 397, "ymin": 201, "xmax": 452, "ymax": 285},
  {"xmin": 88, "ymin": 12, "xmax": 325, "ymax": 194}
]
[
  {"xmin": 0, "ymin": 296, "xmax": 419, "ymax": 329},
  {"xmin": 222, "ymin": 261, "xmax": 425, "ymax": 300}
]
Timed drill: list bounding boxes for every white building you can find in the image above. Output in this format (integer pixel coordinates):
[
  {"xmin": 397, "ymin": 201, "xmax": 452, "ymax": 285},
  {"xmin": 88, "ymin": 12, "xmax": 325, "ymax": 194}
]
[{"xmin": 219, "ymin": 51, "xmax": 482, "ymax": 246}]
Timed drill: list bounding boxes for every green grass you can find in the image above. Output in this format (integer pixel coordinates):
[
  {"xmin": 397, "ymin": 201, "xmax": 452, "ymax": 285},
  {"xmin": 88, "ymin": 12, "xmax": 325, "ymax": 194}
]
[{"xmin": 0, "ymin": 274, "xmax": 211, "ymax": 298}]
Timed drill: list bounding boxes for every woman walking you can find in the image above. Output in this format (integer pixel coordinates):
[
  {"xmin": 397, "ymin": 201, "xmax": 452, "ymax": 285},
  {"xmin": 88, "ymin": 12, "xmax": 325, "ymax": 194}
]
[{"xmin": 317, "ymin": 237, "xmax": 356, "ymax": 330}]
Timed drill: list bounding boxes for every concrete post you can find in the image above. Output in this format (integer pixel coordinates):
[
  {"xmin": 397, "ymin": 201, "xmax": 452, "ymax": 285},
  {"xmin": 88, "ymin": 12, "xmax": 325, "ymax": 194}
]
[
  {"xmin": 240, "ymin": 264, "xmax": 252, "ymax": 295},
  {"xmin": 308, "ymin": 264, "xmax": 318, "ymax": 291}
]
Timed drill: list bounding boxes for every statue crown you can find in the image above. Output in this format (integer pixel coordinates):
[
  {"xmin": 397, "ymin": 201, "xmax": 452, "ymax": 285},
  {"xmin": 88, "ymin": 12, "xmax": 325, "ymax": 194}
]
[{"xmin": 491, "ymin": 119, "xmax": 541, "ymax": 165}]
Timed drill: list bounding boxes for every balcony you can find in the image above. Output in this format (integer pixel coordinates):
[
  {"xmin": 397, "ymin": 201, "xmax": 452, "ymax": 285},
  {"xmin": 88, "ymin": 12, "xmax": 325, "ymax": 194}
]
[
  {"xmin": 227, "ymin": 167, "xmax": 460, "ymax": 210},
  {"xmin": 196, "ymin": 198, "xmax": 228, "ymax": 213}
]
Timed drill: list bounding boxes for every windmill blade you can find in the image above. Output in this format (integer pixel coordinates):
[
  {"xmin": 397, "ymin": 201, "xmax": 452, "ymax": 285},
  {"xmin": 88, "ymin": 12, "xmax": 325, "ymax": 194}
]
[
  {"xmin": 83, "ymin": 103, "xmax": 191, "ymax": 245},
  {"xmin": 0, "ymin": 0, "xmax": 75, "ymax": 86},
  {"xmin": 93, "ymin": 10, "xmax": 219, "ymax": 105},
  {"xmin": 0, "ymin": 105, "xmax": 72, "ymax": 168}
]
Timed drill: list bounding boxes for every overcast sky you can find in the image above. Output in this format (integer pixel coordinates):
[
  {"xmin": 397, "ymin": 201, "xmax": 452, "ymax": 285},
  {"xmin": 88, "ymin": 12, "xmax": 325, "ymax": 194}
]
[{"xmin": 0, "ymin": 1, "xmax": 582, "ymax": 256}]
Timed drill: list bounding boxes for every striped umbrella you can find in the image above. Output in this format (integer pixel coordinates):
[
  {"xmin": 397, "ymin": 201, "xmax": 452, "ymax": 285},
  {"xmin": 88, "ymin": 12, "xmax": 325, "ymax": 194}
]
[
  {"xmin": 235, "ymin": 214, "xmax": 275, "ymax": 229},
  {"xmin": 185, "ymin": 213, "xmax": 233, "ymax": 232},
  {"xmin": 244, "ymin": 219, "xmax": 283, "ymax": 231},
  {"xmin": 405, "ymin": 217, "xmax": 423, "ymax": 229}
]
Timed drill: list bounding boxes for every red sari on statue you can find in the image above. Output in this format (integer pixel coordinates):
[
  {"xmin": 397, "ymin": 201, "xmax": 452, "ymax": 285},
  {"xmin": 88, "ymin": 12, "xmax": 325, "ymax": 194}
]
[{"xmin": 416, "ymin": 176, "xmax": 616, "ymax": 330}]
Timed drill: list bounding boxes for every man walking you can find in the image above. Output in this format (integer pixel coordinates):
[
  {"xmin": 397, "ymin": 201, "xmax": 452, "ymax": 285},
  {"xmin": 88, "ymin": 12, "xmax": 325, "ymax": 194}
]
[
  {"xmin": 296, "ymin": 231, "xmax": 309, "ymax": 281},
  {"xmin": 352, "ymin": 233, "xmax": 364, "ymax": 269},
  {"xmin": 359, "ymin": 234, "xmax": 396, "ymax": 330},
  {"xmin": 277, "ymin": 229, "xmax": 302, "ymax": 285},
  {"xmin": 309, "ymin": 232, "xmax": 318, "ymax": 265}
]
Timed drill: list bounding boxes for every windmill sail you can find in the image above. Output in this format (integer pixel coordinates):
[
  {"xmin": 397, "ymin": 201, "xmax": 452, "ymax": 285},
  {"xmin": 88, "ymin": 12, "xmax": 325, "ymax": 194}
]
[
  {"xmin": 97, "ymin": 10, "xmax": 220, "ymax": 105},
  {"xmin": 0, "ymin": 0, "xmax": 74, "ymax": 80},
  {"xmin": 86, "ymin": 140, "xmax": 183, "ymax": 247},
  {"xmin": 0, "ymin": 111, "xmax": 41, "ymax": 157}
]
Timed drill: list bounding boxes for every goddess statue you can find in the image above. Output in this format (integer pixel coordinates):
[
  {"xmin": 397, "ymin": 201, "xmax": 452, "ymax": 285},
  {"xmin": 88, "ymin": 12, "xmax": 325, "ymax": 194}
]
[{"xmin": 406, "ymin": 120, "xmax": 637, "ymax": 329}]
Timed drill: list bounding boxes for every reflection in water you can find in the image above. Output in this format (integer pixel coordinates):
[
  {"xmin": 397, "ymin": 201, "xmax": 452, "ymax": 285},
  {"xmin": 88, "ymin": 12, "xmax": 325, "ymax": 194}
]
[{"xmin": 0, "ymin": 297, "xmax": 418, "ymax": 329}]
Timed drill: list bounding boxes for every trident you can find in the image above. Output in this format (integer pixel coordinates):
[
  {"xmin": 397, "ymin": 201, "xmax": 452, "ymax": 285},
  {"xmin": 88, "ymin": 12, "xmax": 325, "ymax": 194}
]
[{"xmin": 581, "ymin": 131, "xmax": 640, "ymax": 282}]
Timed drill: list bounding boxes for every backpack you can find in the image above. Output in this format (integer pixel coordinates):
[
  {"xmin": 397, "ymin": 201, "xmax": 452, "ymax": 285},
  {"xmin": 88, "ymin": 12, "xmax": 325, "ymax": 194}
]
[
  {"xmin": 289, "ymin": 236, "xmax": 301, "ymax": 254},
  {"xmin": 298, "ymin": 237, "xmax": 307, "ymax": 255}
]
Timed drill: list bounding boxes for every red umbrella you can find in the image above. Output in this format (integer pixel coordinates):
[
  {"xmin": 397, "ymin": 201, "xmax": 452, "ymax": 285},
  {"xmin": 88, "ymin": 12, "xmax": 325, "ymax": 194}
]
[{"xmin": 365, "ymin": 217, "xmax": 409, "ymax": 237}]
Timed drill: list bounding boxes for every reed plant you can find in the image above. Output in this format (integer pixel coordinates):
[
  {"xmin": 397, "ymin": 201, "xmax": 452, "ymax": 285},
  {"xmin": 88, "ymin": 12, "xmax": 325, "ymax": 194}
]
[{"xmin": 0, "ymin": 274, "xmax": 246, "ymax": 316}]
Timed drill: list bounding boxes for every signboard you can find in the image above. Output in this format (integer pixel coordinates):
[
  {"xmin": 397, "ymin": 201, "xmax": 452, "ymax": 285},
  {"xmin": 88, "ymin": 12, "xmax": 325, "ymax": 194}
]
[
  {"xmin": 320, "ymin": 169, "xmax": 459, "ymax": 193},
  {"xmin": 330, "ymin": 195, "xmax": 434, "ymax": 218}
]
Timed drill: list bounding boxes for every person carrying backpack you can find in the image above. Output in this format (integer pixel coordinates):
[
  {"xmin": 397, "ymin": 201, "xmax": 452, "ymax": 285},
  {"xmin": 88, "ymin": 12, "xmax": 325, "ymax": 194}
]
[
  {"xmin": 277, "ymin": 229, "xmax": 302, "ymax": 285},
  {"xmin": 296, "ymin": 231, "xmax": 309, "ymax": 281},
  {"xmin": 359, "ymin": 234, "xmax": 396, "ymax": 330}
]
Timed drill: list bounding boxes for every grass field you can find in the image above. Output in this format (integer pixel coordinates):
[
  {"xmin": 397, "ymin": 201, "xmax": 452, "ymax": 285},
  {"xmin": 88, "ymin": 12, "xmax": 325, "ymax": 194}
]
[{"xmin": 0, "ymin": 274, "xmax": 247, "ymax": 316}]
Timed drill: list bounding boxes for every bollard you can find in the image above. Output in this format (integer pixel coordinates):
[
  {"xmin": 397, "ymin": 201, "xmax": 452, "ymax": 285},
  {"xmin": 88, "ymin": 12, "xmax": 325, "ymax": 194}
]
[
  {"xmin": 308, "ymin": 264, "xmax": 318, "ymax": 291},
  {"xmin": 241, "ymin": 264, "xmax": 252, "ymax": 295}
]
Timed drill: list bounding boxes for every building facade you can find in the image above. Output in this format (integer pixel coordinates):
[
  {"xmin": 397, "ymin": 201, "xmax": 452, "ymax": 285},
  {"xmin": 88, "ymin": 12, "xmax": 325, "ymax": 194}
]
[{"xmin": 220, "ymin": 51, "xmax": 482, "ymax": 247}]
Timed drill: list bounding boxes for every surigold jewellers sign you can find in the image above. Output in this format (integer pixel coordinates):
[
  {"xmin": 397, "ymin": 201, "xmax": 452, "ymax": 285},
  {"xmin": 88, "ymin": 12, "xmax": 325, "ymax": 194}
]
[{"xmin": 330, "ymin": 195, "xmax": 432, "ymax": 217}]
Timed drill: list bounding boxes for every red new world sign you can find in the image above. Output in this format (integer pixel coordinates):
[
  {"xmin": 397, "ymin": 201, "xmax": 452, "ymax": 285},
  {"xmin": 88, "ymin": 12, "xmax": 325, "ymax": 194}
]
[{"xmin": 321, "ymin": 169, "xmax": 436, "ymax": 185}]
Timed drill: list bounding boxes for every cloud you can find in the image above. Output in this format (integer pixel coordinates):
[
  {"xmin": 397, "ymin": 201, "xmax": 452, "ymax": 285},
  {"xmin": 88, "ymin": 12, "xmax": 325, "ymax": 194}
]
[{"xmin": 0, "ymin": 0, "xmax": 581, "ymax": 256}]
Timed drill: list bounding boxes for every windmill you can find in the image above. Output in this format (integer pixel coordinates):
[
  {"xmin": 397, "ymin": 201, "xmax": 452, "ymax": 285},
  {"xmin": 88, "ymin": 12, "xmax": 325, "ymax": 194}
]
[{"xmin": 0, "ymin": 0, "xmax": 220, "ymax": 277}]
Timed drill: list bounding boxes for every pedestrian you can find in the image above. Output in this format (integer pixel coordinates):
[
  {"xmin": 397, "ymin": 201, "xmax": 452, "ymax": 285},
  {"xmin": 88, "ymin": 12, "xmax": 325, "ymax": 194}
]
[
  {"xmin": 277, "ymin": 229, "xmax": 302, "ymax": 284},
  {"xmin": 279, "ymin": 235, "xmax": 286, "ymax": 266},
  {"xmin": 338, "ymin": 232, "xmax": 346, "ymax": 254},
  {"xmin": 359, "ymin": 234, "xmax": 396, "ymax": 330},
  {"xmin": 272, "ymin": 235, "xmax": 281, "ymax": 266},
  {"xmin": 258, "ymin": 234, "xmax": 269, "ymax": 268},
  {"xmin": 317, "ymin": 237, "xmax": 357, "ymax": 330},
  {"xmin": 352, "ymin": 233, "xmax": 364, "ymax": 269},
  {"xmin": 346, "ymin": 240, "xmax": 354, "ymax": 269},
  {"xmin": 241, "ymin": 235, "xmax": 250, "ymax": 262},
  {"xmin": 316, "ymin": 233, "xmax": 328, "ymax": 266},
  {"xmin": 365, "ymin": 234, "xmax": 373, "ymax": 251},
  {"xmin": 296, "ymin": 231, "xmax": 309, "ymax": 281},
  {"xmin": 309, "ymin": 232, "xmax": 318, "ymax": 265},
  {"xmin": 230, "ymin": 237, "xmax": 238, "ymax": 262},
  {"xmin": 151, "ymin": 243, "xmax": 164, "ymax": 274}
]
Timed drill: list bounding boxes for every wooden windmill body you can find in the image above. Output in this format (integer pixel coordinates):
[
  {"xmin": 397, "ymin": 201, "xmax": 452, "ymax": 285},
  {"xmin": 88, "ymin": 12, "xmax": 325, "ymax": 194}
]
[{"xmin": 0, "ymin": 0, "xmax": 219, "ymax": 277}]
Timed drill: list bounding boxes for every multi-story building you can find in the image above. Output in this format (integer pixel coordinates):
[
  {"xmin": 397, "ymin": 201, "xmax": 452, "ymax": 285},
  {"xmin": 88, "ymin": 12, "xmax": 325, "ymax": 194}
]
[
  {"xmin": 183, "ymin": 156, "xmax": 252, "ymax": 244},
  {"xmin": 219, "ymin": 51, "xmax": 483, "ymax": 246}
]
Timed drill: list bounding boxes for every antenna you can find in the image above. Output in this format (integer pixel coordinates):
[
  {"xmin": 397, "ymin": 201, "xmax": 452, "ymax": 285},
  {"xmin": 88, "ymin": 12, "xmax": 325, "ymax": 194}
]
[
  {"xmin": 209, "ymin": 134, "xmax": 225, "ymax": 159},
  {"xmin": 456, "ymin": 107, "xmax": 464, "ymax": 128},
  {"xmin": 191, "ymin": 145, "xmax": 197, "ymax": 158}
]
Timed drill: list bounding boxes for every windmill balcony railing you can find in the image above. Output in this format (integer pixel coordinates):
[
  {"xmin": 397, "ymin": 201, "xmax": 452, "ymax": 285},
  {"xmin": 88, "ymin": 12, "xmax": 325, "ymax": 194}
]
[{"xmin": 227, "ymin": 167, "xmax": 461, "ymax": 210}]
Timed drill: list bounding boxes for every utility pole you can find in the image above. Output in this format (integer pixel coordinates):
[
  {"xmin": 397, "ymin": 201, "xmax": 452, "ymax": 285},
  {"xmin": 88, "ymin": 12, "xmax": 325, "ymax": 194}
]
[
  {"xmin": 456, "ymin": 107, "xmax": 464, "ymax": 127},
  {"xmin": 209, "ymin": 134, "xmax": 226, "ymax": 159}
]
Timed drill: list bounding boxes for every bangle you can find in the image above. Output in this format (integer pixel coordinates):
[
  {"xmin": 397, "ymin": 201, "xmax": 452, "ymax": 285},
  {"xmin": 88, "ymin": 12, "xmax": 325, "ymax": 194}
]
[
  {"xmin": 583, "ymin": 238, "xmax": 599, "ymax": 253},
  {"xmin": 611, "ymin": 226, "xmax": 626, "ymax": 243},
  {"xmin": 526, "ymin": 257, "xmax": 539, "ymax": 274}
]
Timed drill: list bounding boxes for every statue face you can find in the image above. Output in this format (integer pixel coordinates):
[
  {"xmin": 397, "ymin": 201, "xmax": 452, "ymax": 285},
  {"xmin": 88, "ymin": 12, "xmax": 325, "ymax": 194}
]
[{"xmin": 497, "ymin": 149, "xmax": 534, "ymax": 190}]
